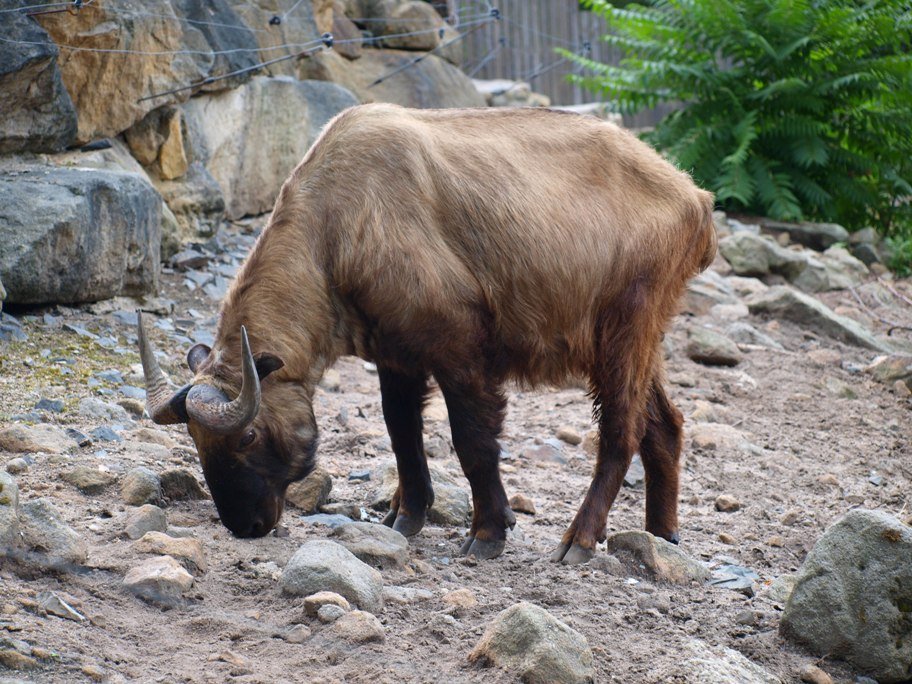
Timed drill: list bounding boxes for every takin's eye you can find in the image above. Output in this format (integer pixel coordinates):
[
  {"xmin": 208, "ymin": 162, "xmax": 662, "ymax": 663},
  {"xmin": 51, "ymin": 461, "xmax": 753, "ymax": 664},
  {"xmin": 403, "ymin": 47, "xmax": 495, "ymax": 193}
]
[{"xmin": 238, "ymin": 429, "xmax": 257, "ymax": 449}]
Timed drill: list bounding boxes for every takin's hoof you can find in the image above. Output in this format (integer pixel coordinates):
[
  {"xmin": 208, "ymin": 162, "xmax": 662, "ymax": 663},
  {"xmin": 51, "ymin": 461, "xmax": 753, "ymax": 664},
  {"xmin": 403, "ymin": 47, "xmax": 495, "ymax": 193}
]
[
  {"xmin": 459, "ymin": 536, "xmax": 505, "ymax": 560},
  {"xmin": 388, "ymin": 511, "xmax": 426, "ymax": 537},
  {"xmin": 668, "ymin": 531, "xmax": 680, "ymax": 545},
  {"xmin": 550, "ymin": 542, "xmax": 595, "ymax": 565},
  {"xmin": 381, "ymin": 509, "xmax": 397, "ymax": 527}
]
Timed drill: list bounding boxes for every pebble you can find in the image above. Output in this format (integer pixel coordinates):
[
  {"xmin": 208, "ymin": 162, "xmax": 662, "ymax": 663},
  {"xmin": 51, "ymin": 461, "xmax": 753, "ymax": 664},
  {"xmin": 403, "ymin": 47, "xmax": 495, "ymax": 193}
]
[
  {"xmin": 132, "ymin": 531, "xmax": 207, "ymax": 573},
  {"xmin": 317, "ymin": 604, "xmax": 346, "ymax": 623},
  {"xmin": 623, "ymin": 453, "xmax": 645, "ymax": 488},
  {"xmin": 817, "ymin": 473, "xmax": 840, "ymax": 486},
  {"xmin": 383, "ymin": 586, "xmax": 434, "ymax": 604},
  {"xmin": 686, "ymin": 327, "xmax": 742, "ymax": 367},
  {"xmin": 303, "ymin": 591, "xmax": 351, "ymax": 617},
  {"xmin": 77, "ymin": 397, "xmax": 131, "ymax": 424},
  {"xmin": 61, "ymin": 466, "xmax": 117, "ymax": 495},
  {"xmin": 121, "ymin": 467, "xmax": 163, "ymax": 506},
  {"xmin": 508, "ymin": 493, "xmax": 536, "ymax": 515},
  {"xmin": 331, "ymin": 521, "xmax": 409, "ymax": 569},
  {"xmin": 123, "ymin": 504, "xmax": 168, "ymax": 540},
  {"xmin": 301, "ymin": 513, "xmax": 353, "ymax": 529},
  {"xmin": 0, "ymin": 649, "xmax": 38, "ymax": 670},
  {"xmin": 89, "ymin": 426, "xmax": 122, "ymax": 443},
  {"xmin": 5, "ymin": 458, "xmax": 28, "ymax": 475},
  {"xmin": 799, "ymin": 664, "xmax": 834, "ymax": 684},
  {"xmin": 123, "ymin": 555, "xmax": 194, "ymax": 602},
  {"xmin": 520, "ymin": 442, "xmax": 566, "ymax": 465},
  {"xmin": 329, "ymin": 610, "xmax": 385, "ymax": 643},
  {"xmin": 714, "ymin": 494, "xmax": 742, "ymax": 512},
  {"xmin": 347, "ymin": 469, "xmax": 371, "ymax": 482},
  {"xmin": 34, "ymin": 398, "xmax": 64, "ymax": 413},
  {"xmin": 780, "ymin": 510, "xmax": 800, "ymax": 526},
  {"xmin": 285, "ymin": 468, "xmax": 332, "ymax": 513},
  {"xmin": 280, "ymin": 540, "xmax": 384, "ymax": 612},
  {"xmin": 283, "ymin": 624, "xmax": 312, "ymax": 643},
  {"xmin": 442, "ymin": 588, "xmax": 477, "ymax": 616},
  {"xmin": 160, "ymin": 469, "xmax": 208, "ymax": 501},
  {"xmin": 709, "ymin": 564, "xmax": 759, "ymax": 597},
  {"xmin": 555, "ymin": 426, "xmax": 582, "ymax": 446},
  {"xmin": 718, "ymin": 532, "xmax": 736, "ymax": 545},
  {"xmin": 128, "ymin": 428, "xmax": 177, "ymax": 449},
  {"xmin": 37, "ymin": 591, "xmax": 84, "ymax": 622}
]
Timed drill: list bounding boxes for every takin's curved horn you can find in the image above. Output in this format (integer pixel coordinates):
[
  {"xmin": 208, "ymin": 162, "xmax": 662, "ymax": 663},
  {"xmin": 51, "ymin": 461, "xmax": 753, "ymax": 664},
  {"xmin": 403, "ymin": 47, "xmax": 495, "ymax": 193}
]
[
  {"xmin": 137, "ymin": 311, "xmax": 190, "ymax": 425},
  {"xmin": 184, "ymin": 326, "xmax": 260, "ymax": 435}
]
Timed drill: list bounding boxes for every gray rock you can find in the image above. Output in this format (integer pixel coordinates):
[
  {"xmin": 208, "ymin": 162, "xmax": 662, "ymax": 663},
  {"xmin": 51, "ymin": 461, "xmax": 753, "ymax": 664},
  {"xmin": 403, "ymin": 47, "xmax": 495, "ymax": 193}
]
[
  {"xmin": 160, "ymin": 469, "xmax": 208, "ymax": 501},
  {"xmin": 623, "ymin": 453, "xmax": 644, "ymax": 488},
  {"xmin": 683, "ymin": 271, "xmax": 741, "ymax": 316},
  {"xmin": 746, "ymin": 286, "xmax": 890, "ymax": 351},
  {"xmin": 761, "ymin": 219, "xmax": 850, "ymax": 251},
  {"xmin": 123, "ymin": 555, "xmax": 194, "ymax": 602},
  {"xmin": 331, "ymin": 522, "xmax": 409, "ymax": 569},
  {"xmin": 383, "ymin": 585, "xmax": 435, "ymax": 605},
  {"xmin": 604, "ymin": 531, "xmax": 709, "ymax": 584},
  {"xmin": 469, "ymin": 602, "xmax": 594, "ymax": 684},
  {"xmin": 61, "ymin": 467, "xmax": 117, "ymax": 495},
  {"xmin": 285, "ymin": 468, "xmax": 332, "ymax": 513},
  {"xmin": 818, "ymin": 246, "xmax": 869, "ymax": 290},
  {"xmin": 764, "ymin": 573, "xmax": 797, "ymax": 605},
  {"xmin": 0, "ymin": 424, "xmax": 71, "ymax": 454},
  {"xmin": 0, "ymin": 164, "xmax": 160, "ymax": 305},
  {"xmin": 680, "ymin": 638, "xmax": 780, "ymax": 683},
  {"xmin": 686, "ymin": 327, "xmax": 742, "ymax": 366},
  {"xmin": 5, "ymin": 459, "xmax": 27, "ymax": 476},
  {"xmin": 317, "ymin": 604, "xmax": 346, "ymax": 624},
  {"xmin": 718, "ymin": 232, "xmax": 804, "ymax": 277},
  {"xmin": 301, "ymin": 513, "xmax": 354, "ymax": 529},
  {"xmin": 709, "ymin": 564, "xmax": 759, "ymax": 597},
  {"xmin": 37, "ymin": 591, "xmax": 84, "ymax": 622},
  {"xmin": 153, "ymin": 162, "xmax": 225, "ymax": 256},
  {"xmin": 0, "ymin": 11, "xmax": 76, "ymax": 153},
  {"xmin": 33, "ymin": 399, "xmax": 64, "ymax": 414},
  {"xmin": 280, "ymin": 540, "xmax": 384, "ymax": 613},
  {"xmin": 781, "ymin": 509, "xmax": 912, "ymax": 683},
  {"xmin": 329, "ymin": 610, "xmax": 385, "ymax": 643},
  {"xmin": 77, "ymin": 398, "xmax": 131, "ymax": 424},
  {"xmin": 866, "ymin": 354, "xmax": 912, "ymax": 391},
  {"xmin": 18, "ymin": 498, "xmax": 87, "ymax": 566},
  {"xmin": 303, "ymin": 591, "xmax": 351, "ymax": 616},
  {"xmin": 725, "ymin": 322, "xmax": 784, "ymax": 350},
  {"xmin": 371, "ymin": 462, "xmax": 471, "ymax": 526},
  {"xmin": 123, "ymin": 504, "xmax": 168, "ymax": 540},
  {"xmin": 89, "ymin": 426, "xmax": 123, "ymax": 443},
  {"xmin": 121, "ymin": 467, "xmax": 163, "ymax": 506},
  {"xmin": 0, "ymin": 472, "xmax": 19, "ymax": 548}
]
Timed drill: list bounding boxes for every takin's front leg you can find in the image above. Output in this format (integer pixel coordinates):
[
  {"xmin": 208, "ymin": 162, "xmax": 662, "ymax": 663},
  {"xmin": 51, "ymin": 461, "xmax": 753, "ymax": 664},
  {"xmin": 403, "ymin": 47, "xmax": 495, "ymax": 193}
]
[
  {"xmin": 438, "ymin": 377, "xmax": 515, "ymax": 560},
  {"xmin": 378, "ymin": 367, "xmax": 434, "ymax": 537}
]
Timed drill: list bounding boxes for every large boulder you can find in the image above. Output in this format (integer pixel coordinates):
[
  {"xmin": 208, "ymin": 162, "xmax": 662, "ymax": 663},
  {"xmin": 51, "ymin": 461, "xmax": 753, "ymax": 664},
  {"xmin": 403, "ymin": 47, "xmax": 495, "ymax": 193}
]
[
  {"xmin": 299, "ymin": 48, "xmax": 485, "ymax": 109},
  {"xmin": 0, "ymin": 9, "xmax": 77, "ymax": 153},
  {"xmin": 151, "ymin": 162, "xmax": 225, "ymax": 253},
  {"xmin": 760, "ymin": 219, "xmax": 850, "ymax": 251},
  {"xmin": 183, "ymin": 75, "xmax": 359, "ymax": 218},
  {"xmin": 781, "ymin": 509, "xmax": 912, "ymax": 683},
  {"xmin": 0, "ymin": 161, "xmax": 161, "ymax": 305}
]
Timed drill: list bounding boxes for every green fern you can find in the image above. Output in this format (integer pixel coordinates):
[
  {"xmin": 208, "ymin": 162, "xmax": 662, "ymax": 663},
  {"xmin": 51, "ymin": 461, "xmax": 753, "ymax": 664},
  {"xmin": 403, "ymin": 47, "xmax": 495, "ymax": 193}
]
[{"xmin": 564, "ymin": 0, "xmax": 912, "ymax": 243}]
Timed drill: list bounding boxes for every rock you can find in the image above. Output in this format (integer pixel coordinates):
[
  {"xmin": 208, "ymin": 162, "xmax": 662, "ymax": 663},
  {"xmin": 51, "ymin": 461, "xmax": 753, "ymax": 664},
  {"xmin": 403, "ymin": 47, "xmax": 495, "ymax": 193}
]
[
  {"xmin": 123, "ymin": 555, "xmax": 194, "ymax": 602},
  {"xmin": 280, "ymin": 540, "xmax": 384, "ymax": 612},
  {"xmin": 77, "ymin": 397, "xmax": 132, "ymax": 424},
  {"xmin": 124, "ymin": 106, "xmax": 188, "ymax": 180},
  {"xmin": 521, "ymin": 441, "xmax": 566, "ymax": 465},
  {"xmin": 680, "ymin": 638, "xmax": 779, "ymax": 683},
  {"xmin": 605, "ymin": 531, "xmax": 709, "ymax": 584},
  {"xmin": 442, "ymin": 588, "xmax": 477, "ymax": 616},
  {"xmin": 5, "ymin": 458, "xmax": 28, "ymax": 475},
  {"xmin": 128, "ymin": 428, "xmax": 177, "ymax": 449},
  {"xmin": 37, "ymin": 591, "xmax": 84, "ymax": 622},
  {"xmin": 283, "ymin": 624, "xmax": 312, "ymax": 643},
  {"xmin": 780, "ymin": 509, "xmax": 912, "ymax": 683},
  {"xmin": 371, "ymin": 462, "xmax": 470, "ymax": 526},
  {"xmin": 724, "ymin": 321, "xmax": 784, "ymax": 350},
  {"xmin": 718, "ymin": 232, "xmax": 804, "ymax": 277},
  {"xmin": 555, "ymin": 426, "xmax": 582, "ymax": 446},
  {"xmin": 747, "ymin": 286, "xmax": 889, "ymax": 352},
  {"xmin": 18, "ymin": 498, "xmax": 87, "ymax": 565},
  {"xmin": 329, "ymin": 610, "xmax": 385, "ymax": 643},
  {"xmin": 303, "ymin": 591, "xmax": 351, "ymax": 617},
  {"xmin": 160, "ymin": 469, "xmax": 208, "ymax": 501},
  {"xmin": 0, "ymin": 472, "xmax": 19, "ymax": 548},
  {"xmin": 34, "ymin": 398, "xmax": 64, "ymax": 414},
  {"xmin": 509, "ymin": 493, "xmax": 536, "ymax": 515},
  {"xmin": 121, "ymin": 467, "xmax": 163, "ymax": 506},
  {"xmin": 331, "ymin": 522, "xmax": 409, "ymax": 568},
  {"xmin": 714, "ymin": 494, "xmax": 741, "ymax": 512},
  {"xmin": 469, "ymin": 602, "xmax": 594, "ymax": 684},
  {"xmin": 709, "ymin": 564, "xmax": 759, "ymax": 597},
  {"xmin": 0, "ymin": 10, "xmax": 76, "ymax": 153},
  {"xmin": 0, "ymin": 424, "xmax": 71, "ymax": 454},
  {"xmin": 183, "ymin": 76, "xmax": 359, "ymax": 219},
  {"xmin": 690, "ymin": 423, "xmax": 751, "ymax": 452},
  {"xmin": 61, "ymin": 467, "xmax": 117, "ymax": 495},
  {"xmin": 383, "ymin": 585, "xmax": 435, "ymax": 604},
  {"xmin": 300, "ymin": 48, "xmax": 485, "ymax": 110},
  {"xmin": 132, "ymin": 531, "xmax": 206, "ymax": 574},
  {"xmin": 285, "ymin": 468, "xmax": 333, "ymax": 513},
  {"xmin": 760, "ymin": 219, "xmax": 850, "ymax": 251},
  {"xmin": 0, "ymin": 648, "xmax": 37, "ymax": 670},
  {"xmin": 317, "ymin": 604, "xmax": 346, "ymax": 623},
  {"xmin": 153, "ymin": 162, "xmax": 225, "ymax": 254},
  {"xmin": 623, "ymin": 453, "xmax": 645, "ymax": 488},
  {"xmin": 123, "ymin": 504, "xmax": 168, "ymax": 540},
  {"xmin": 800, "ymin": 664, "xmax": 834, "ymax": 684},
  {"xmin": 818, "ymin": 246, "xmax": 869, "ymax": 290},
  {"xmin": 686, "ymin": 327, "xmax": 741, "ymax": 366},
  {"xmin": 382, "ymin": 1, "xmax": 452, "ymax": 51},
  {"xmin": 0, "ymin": 163, "xmax": 160, "ymax": 305},
  {"xmin": 867, "ymin": 354, "xmax": 912, "ymax": 390},
  {"xmin": 301, "ymin": 513, "xmax": 354, "ymax": 529},
  {"xmin": 683, "ymin": 271, "xmax": 741, "ymax": 315}
]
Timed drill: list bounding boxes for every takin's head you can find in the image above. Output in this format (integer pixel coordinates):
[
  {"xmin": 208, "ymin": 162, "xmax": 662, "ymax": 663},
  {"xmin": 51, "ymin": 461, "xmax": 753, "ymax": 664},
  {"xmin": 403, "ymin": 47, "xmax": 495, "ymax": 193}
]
[{"xmin": 137, "ymin": 313, "xmax": 317, "ymax": 538}]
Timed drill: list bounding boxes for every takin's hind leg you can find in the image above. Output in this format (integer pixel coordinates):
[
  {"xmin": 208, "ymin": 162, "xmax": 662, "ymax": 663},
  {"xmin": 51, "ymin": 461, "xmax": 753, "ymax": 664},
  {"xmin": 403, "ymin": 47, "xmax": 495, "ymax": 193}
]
[
  {"xmin": 437, "ymin": 376, "xmax": 515, "ymax": 560},
  {"xmin": 640, "ymin": 377, "xmax": 684, "ymax": 543},
  {"xmin": 378, "ymin": 367, "xmax": 434, "ymax": 537}
]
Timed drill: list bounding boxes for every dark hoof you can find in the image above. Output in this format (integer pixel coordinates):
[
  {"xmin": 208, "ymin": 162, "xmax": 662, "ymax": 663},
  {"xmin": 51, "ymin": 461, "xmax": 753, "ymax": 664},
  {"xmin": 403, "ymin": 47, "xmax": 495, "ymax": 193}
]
[
  {"xmin": 668, "ymin": 531, "xmax": 680, "ymax": 545},
  {"xmin": 381, "ymin": 509, "xmax": 397, "ymax": 528},
  {"xmin": 460, "ymin": 537, "xmax": 505, "ymax": 560},
  {"xmin": 550, "ymin": 542, "xmax": 594, "ymax": 565},
  {"xmin": 391, "ymin": 511, "xmax": 426, "ymax": 537}
]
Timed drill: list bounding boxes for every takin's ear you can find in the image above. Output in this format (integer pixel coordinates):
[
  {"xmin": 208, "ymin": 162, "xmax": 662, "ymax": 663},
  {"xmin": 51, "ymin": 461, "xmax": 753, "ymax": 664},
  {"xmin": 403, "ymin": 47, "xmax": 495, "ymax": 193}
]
[
  {"xmin": 254, "ymin": 353, "xmax": 285, "ymax": 380},
  {"xmin": 187, "ymin": 344, "xmax": 211, "ymax": 372}
]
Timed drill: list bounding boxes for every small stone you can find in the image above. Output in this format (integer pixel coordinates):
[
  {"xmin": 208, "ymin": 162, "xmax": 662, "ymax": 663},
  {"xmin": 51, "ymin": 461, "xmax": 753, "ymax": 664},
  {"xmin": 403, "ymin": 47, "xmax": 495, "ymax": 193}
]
[
  {"xmin": 508, "ymin": 493, "xmax": 536, "ymax": 515},
  {"xmin": 521, "ymin": 442, "xmax": 566, "ymax": 465},
  {"xmin": 709, "ymin": 564, "xmax": 759, "ymax": 597},
  {"xmin": 469, "ymin": 602, "xmax": 593, "ymax": 684},
  {"xmin": 317, "ymin": 604, "xmax": 346, "ymax": 623},
  {"xmin": 213, "ymin": 650, "xmax": 251, "ymax": 673},
  {"xmin": 303, "ymin": 591, "xmax": 351, "ymax": 617},
  {"xmin": 61, "ymin": 466, "xmax": 116, "ymax": 495},
  {"xmin": 37, "ymin": 591, "xmax": 84, "ymax": 621},
  {"xmin": 383, "ymin": 585, "xmax": 435, "ymax": 604},
  {"xmin": 123, "ymin": 555, "xmax": 194, "ymax": 601},
  {"xmin": 121, "ymin": 467, "xmax": 163, "ymax": 506},
  {"xmin": 77, "ymin": 397, "xmax": 131, "ymax": 424},
  {"xmin": 89, "ymin": 426, "xmax": 122, "ymax": 443},
  {"xmin": 80, "ymin": 664, "xmax": 107, "ymax": 682},
  {"xmin": 605, "ymin": 531, "xmax": 709, "ymax": 584},
  {"xmin": 893, "ymin": 379, "xmax": 911, "ymax": 397},
  {"xmin": 0, "ymin": 649, "xmax": 38, "ymax": 670},
  {"xmin": 331, "ymin": 522, "xmax": 409, "ymax": 569},
  {"xmin": 680, "ymin": 638, "xmax": 779, "ymax": 683},
  {"xmin": 19, "ymin": 498, "xmax": 87, "ymax": 565},
  {"xmin": 780, "ymin": 510, "xmax": 800, "ymax": 526},
  {"xmin": 280, "ymin": 540, "xmax": 384, "ymax": 612},
  {"xmin": 817, "ymin": 473, "xmax": 840, "ymax": 486},
  {"xmin": 765, "ymin": 573, "xmax": 797, "ymax": 605},
  {"xmin": 66, "ymin": 428, "xmax": 92, "ymax": 447},
  {"xmin": 767, "ymin": 535, "xmax": 784, "ymax": 547},
  {"xmin": 5, "ymin": 458, "xmax": 28, "ymax": 475},
  {"xmin": 718, "ymin": 532, "xmax": 737, "ymax": 545},
  {"xmin": 285, "ymin": 468, "xmax": 332, "ymax": 513},
  {"xmin": 329, "ymin": 610, "xmax": 385, "ymax": 643},
  {"xmin": 715, "ymin": 494, "xmax": 741, "ymax": 512},
  {"xmin": 555, "ymin": 426, "xmax": 582, "ymax": 446},
  {"xmin": 442, "ymin": 588, "xmax": 477, "ymax": 616},
  {"xmin": 160, "ymin": 469, "xmax": 208, "ymax": 500},
  {"xmin": 0, "ymin": 423, "xmax": 72, "ymax": 454},
  {"xmin": 132, "ymin": 531, "xmax": 206, "ymax": 573},
  {"xmin": 128, "ymin": 427, "xmax": 177, "ymax": 449},
  {"xmin": 320, "ymin": 502, "xmax": 363, "ymax": 518},
  {"xmin": 623, "ymin": 453, "xmax": 645, "ymax": 488},
  {"xmin": 283, "ymin": 624, "xmax": 312, "ymax": 643},
  {"xmin": 800, "ymin": 664, "xmax": 834, "ymax": 684},
  {"xmin": 34, "ymin": 398, "xmax": 64, "ymax": 413},
  {"xmin": 347, "ymin": 469, "xmax": 371, "ymax": 482},
  {"xmin": 123, "ymin": 504, "xmax": 168, "ymax": 540},
  {"xmin": 686, "ymin": 327, "xmax": 742, "ymax": 367}
]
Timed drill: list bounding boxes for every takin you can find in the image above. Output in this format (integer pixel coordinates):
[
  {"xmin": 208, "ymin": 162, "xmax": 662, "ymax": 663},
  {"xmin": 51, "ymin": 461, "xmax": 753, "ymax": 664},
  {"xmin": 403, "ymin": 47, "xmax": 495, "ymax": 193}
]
[{"xmin": 138, "ymin": 103, "xmax": 716, "ymax": 564}]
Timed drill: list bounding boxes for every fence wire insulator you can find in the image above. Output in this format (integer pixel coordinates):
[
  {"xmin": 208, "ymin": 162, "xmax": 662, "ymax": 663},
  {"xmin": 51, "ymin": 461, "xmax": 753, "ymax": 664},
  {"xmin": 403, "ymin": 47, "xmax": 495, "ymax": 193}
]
[
  {"xmin": 269, "ymin": 15, "xmax": 281, "ymax": 25},
  {"xmin": 489, "ymin": 7, "xmax": 500, "ymax": 20},
  {"xmin": 321, "ymin": 32, "xmax": 333, "ymax": 48}
]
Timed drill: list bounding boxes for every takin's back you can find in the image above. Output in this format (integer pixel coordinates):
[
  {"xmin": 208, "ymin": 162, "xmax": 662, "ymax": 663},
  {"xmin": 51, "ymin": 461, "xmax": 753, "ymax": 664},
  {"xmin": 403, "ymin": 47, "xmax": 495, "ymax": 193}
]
[{"xmin": 278, "ymin": 104, "xmax": 715, "ymax": 382}]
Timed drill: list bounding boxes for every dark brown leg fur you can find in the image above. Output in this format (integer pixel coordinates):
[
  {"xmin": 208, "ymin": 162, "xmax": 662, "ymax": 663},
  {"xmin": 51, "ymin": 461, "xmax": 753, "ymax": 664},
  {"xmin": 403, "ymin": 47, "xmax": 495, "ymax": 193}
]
[{"xmin": 640, "ymin": 377, "xmax": 683, "ymax": 543}]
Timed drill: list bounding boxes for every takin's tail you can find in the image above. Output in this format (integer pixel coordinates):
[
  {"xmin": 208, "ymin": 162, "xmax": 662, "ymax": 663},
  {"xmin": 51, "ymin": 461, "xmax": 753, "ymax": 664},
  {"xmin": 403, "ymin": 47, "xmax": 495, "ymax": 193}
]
[{"xmin": 693, "ymin": 189, "xmax": 717, "ymax": 272}]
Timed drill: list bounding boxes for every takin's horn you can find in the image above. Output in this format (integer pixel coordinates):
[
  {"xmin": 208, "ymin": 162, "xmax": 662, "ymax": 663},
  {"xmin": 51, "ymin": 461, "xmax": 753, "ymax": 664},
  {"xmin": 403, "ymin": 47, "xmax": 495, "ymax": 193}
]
[
  {"xmin": 184, "ymin": 326, "xmax": 261, "ymax": 435},
  {"xmin": 137, "ymin": 311, "xmax": 191, "ymax": 425}
]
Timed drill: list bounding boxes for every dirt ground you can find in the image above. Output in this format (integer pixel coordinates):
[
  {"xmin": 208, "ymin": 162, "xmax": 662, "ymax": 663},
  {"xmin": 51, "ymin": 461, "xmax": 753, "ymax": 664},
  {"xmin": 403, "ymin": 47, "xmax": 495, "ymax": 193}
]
[{"xmin": 1, "ymin": 219, "xmax": 910, "ymax": 683}]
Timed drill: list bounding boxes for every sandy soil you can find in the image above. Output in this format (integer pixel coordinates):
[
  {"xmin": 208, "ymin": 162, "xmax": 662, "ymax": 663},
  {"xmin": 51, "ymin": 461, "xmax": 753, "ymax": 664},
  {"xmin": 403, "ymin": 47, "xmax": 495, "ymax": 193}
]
[{"xmin": 0, "ymin": 221, "xmax": 910, "ymax": 683}]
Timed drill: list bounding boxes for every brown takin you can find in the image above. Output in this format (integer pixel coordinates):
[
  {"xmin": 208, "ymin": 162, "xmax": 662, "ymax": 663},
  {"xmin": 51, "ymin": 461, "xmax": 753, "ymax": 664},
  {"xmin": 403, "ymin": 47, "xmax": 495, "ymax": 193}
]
[{"xmin": 139, "ymin": 103, "xmax": 716, "ymax": 563}]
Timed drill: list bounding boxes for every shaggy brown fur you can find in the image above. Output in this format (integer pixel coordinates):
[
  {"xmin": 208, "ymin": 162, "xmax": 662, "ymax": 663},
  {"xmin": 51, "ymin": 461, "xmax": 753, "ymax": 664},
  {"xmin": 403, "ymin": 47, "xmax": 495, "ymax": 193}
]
[{"xmin": 186, "ymin": 104, "xmax": 716, "ymax": 558}]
